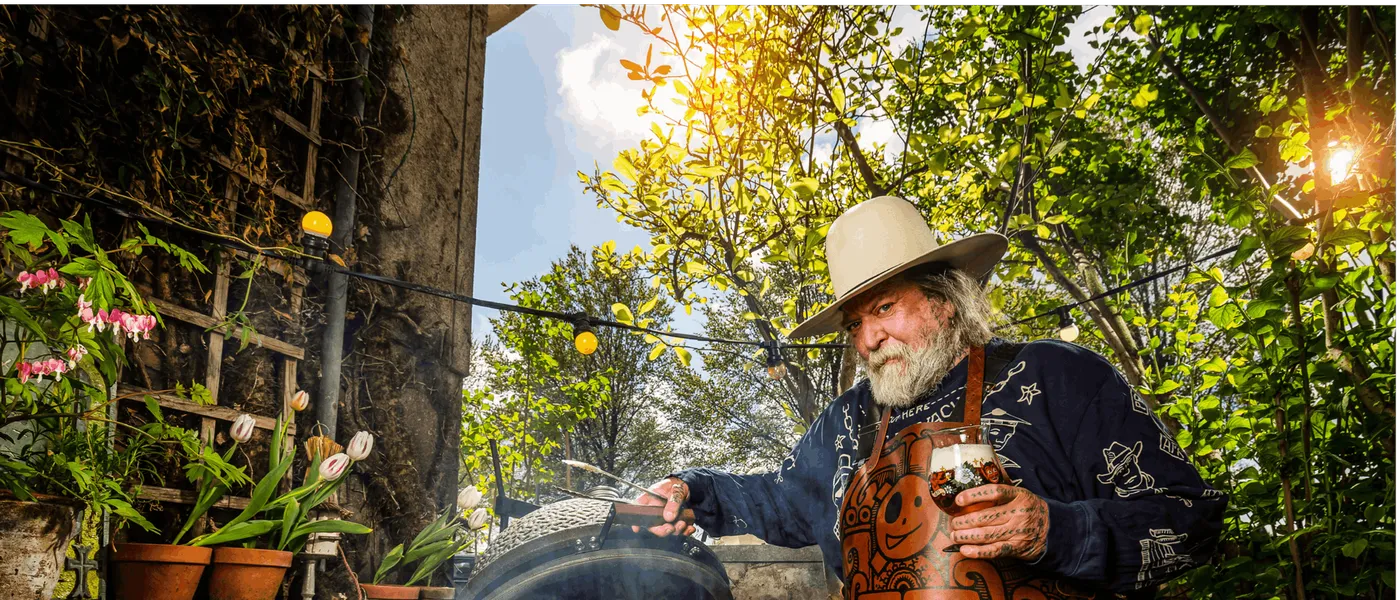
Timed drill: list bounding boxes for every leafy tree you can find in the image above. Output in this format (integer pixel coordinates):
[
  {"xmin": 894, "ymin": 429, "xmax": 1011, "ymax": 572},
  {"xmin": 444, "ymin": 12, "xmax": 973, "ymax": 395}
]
[
  {"xmin": 586, "ymin": 4, "xmax": 1394, "ymax": 598},
  {"xmin": 462, "ymin": 245, "xmax": 678, "ymax": 504}
]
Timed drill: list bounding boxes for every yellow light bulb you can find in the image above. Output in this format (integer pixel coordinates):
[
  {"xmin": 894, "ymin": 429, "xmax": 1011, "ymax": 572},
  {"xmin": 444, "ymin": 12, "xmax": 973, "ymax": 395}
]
[
  {"xmin": 302, "ymin": 211, "xmax": 333, "ymax": 238},
  {"xmin": 1057, "ymin": 323, "xmax": 1080, "ymax": 343},
  {"xmin": 1328, "ymin": 147, "xmax": 1355, "ymax": 186},
  {"xmin": 574, "ymin": 330, "xmax": 598, "ymax": 355},
  {"xmin": 767, "ymin": 362, "xmax": 788, "ymax": 380}
]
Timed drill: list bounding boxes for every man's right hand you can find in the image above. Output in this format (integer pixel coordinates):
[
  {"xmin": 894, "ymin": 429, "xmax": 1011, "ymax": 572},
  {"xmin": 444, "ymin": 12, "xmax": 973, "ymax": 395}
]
[{"xmin": 631, "ymin": 477, "xmax": 697, "ymax": 537}]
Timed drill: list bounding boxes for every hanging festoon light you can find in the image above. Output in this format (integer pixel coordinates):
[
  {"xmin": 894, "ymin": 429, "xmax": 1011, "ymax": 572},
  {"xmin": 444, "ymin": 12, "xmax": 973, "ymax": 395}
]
[
  {"xmin": 571, "ymin": 315, "xmax": 598, "ymax": 355},
  {"xmin": 1055, "ymin": 307, "xmax": 1080, "ymax": 343},
  {"xmin": 301, "ymin": 210, "xmax": 333, "ymax": 266},
  {"xmin": 764, "ymin": 341, "xmax": 788, "ymax": 380}
]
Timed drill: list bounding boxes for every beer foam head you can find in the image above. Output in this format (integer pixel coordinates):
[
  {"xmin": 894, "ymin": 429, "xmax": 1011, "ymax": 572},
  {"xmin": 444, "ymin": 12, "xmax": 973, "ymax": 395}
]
[{"xmin": 927, "ymin": 443, "xmax": 998, "ymax": 470}]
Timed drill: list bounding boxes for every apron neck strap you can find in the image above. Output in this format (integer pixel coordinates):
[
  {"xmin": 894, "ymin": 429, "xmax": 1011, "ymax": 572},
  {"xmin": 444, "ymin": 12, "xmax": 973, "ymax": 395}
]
[
  {"xmin": 860, "ymin": 345, "xmax": 987, "ymax": 470},
  {"xmin": 964, "ymin": 345, "xmax": 985, "ymax": 425}
]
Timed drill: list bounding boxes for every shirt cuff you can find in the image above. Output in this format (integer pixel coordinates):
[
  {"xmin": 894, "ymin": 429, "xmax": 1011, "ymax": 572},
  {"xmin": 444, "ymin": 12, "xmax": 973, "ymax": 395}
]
[{"xmin": 1029, "ymin": 497, "xmax": 1092, "ymax": 577}]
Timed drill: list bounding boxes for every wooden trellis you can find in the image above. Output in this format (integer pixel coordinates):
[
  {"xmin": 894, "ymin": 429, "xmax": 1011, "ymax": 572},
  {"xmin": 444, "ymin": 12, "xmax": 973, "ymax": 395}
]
[{"xmin": 122, "ymin": 65, "xmax": 326, "ymax": 508}]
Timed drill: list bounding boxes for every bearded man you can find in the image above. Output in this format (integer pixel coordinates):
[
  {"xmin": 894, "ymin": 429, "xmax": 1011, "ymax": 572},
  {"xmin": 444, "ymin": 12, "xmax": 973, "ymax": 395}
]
[{"xmin": 636, "ymin": 196, "xmax": 1225, "ymax": 599}]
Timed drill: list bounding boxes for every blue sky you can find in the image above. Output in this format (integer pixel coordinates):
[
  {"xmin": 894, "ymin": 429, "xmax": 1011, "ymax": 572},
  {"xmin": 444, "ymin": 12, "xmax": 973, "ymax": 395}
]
[{"xmin": 471, "ymin": 6, "xmax": 1111, "ymax": 344}]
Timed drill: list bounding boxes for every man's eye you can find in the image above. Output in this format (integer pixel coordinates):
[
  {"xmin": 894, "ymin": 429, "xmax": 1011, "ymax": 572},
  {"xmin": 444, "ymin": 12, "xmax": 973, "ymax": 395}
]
[
  {"xmin": 878, "ymin": 302, "xmax": 894, "ymax": 314},
  {"xmin": 845, "ymin": 321, "xmax": 860, "ymax": 332}
]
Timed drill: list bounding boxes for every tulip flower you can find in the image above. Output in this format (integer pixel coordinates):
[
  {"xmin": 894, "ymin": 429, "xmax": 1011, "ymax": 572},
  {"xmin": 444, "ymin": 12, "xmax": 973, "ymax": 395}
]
[
  {"xmin": 346, "ymin": 431, "xmax": 374, "ymax": 461},
  {"xmin": 457, "ymin": 486, "xmax": 483, "ymax": 512},
  {"xmin": 319, "ymin": 453, "xmax": 352, "ymax": 480},
  {"xmin": 230, "ymin": 414, "xmax": 257, "ymax": 443},
  {"xmin": 290, "ymin": 389, "xmax": 310, "ymax": 412},
  {"xmin": 466, "ymin": 507, "xmax": 491, "ymax": 530}
]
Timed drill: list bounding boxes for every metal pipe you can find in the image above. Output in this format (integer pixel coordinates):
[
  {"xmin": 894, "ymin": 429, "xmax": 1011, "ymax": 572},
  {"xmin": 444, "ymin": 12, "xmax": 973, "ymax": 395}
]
[{"xmin": 316, "ymin": 4, "xmax": 375, "ymax": 439}]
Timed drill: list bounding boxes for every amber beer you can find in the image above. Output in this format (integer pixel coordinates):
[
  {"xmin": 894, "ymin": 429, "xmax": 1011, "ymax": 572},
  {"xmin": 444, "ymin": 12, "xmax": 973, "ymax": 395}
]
[{"xmin": 926, "ymin": 426, "xmax": 1009, "ymax": 517}]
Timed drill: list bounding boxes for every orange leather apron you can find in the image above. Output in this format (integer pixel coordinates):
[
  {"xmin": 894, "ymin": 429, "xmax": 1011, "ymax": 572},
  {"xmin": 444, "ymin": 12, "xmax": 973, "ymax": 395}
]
[{"xmin": 837, "ymin": 347, "xmax": 1099, "ymax": 600}]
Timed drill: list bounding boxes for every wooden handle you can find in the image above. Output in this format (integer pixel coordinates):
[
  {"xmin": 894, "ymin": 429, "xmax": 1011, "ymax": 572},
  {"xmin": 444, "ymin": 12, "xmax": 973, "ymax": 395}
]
[{"xmin": 611, "ymin": 503, "xmax": 697, "ymax": 528}]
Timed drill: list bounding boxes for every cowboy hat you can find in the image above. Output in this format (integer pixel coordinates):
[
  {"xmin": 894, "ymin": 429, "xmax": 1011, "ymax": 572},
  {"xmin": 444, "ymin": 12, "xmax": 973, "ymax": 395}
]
[{"xmin": 788, "ymin": 196, "xmax": 1007, "ymax": 339}]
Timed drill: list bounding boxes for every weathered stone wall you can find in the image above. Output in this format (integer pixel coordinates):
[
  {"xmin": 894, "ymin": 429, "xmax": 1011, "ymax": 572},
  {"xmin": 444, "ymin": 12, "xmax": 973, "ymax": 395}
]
[
  {"xmin": 711, "ymin": 540, "xmax": 841, "ymax": 600},
  {"xmin": 316, "ymin": 4, "xmax": 487, "ymax": 593}
]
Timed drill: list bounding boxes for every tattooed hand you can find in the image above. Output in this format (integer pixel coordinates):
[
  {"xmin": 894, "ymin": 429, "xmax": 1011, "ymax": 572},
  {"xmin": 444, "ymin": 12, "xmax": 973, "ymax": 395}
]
[
  {"xmin": 948, "ymin": 484, "xmax": 1049, "ymax": 561},
  {"xmin": 631, "ymin": 477, "xmax": 697, "ymax": 537}
]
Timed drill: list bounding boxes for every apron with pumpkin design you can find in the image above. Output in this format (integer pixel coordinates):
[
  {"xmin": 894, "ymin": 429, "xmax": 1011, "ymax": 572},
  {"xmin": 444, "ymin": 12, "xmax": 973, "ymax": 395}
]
[{"xmin": 837, "ymin": 346, "xmax": 1103, "ymax": 600}]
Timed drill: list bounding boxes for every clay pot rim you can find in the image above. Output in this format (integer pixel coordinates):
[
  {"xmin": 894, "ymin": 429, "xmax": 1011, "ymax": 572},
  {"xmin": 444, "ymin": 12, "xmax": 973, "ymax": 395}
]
[
  {"xmin": 360, "ymin": 583, "xmax": 422, "ymax": 599},
  {"xmin": 113, "ymin": 542, "xmax": 213, "ymax": 565},
  {"xmin": 210, "ymin": 546, "xmax": 295, "ymax": 568}
]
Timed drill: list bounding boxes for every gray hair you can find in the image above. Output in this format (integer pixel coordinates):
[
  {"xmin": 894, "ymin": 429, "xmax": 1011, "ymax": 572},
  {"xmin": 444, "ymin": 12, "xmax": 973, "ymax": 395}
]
[{"xmin": 899, "ymin": 265, "xmax": 996, "ymax": 348}]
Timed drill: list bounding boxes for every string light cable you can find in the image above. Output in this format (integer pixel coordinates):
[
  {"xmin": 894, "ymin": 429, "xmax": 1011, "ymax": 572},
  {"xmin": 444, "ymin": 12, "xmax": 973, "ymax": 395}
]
[{"xmin": 1, "ymin": 168, "xmax": 1243, "ymax": 354}]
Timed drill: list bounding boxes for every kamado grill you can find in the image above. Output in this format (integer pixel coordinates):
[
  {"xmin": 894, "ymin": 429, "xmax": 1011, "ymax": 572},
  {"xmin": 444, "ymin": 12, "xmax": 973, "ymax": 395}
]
[
  {"xmin": 464, "ymin": 498, "xmax": 732, "ymax": 600},
  {"xmin": 466, "ymin": 446, "xmax": 732, "ymax": 600}
]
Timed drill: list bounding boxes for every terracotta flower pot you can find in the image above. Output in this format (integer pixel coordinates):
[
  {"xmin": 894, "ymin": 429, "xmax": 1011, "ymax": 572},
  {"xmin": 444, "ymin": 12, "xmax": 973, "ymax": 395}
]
[
  {"xmin": 206, "ymin": 547, "xmax": 294, "ymax": 600},
  {"xmin": 0, "ymin": 498, "xmax": 81, "ymax": 600},
  {"xmin": 110, "ymin": 543, "xmax": 212, "ymax": 600},
  {"xmin": 361, "ymin": 583, "xmax": 421, "ymax": 599},
  {"xmin": 420, "ymin": 586, "xmax": 455, "ymax": 599}
]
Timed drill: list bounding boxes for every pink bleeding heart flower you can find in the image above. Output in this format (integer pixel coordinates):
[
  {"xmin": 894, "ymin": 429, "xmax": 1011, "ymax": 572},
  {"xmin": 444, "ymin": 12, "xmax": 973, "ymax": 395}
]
[
  {"xmin": 17, "ymin": 362, "xmax": 32, "ymax": 384},
  {"xmin": 66, "ymin": 346, "xmax": 88, "ymax": 367}
]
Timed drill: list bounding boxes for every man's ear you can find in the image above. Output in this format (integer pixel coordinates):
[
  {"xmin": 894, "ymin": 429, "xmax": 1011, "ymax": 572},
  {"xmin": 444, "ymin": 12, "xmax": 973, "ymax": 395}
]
[{"xmin": 932, "ymin": 298, "xmax": 955, "ymax": 325}]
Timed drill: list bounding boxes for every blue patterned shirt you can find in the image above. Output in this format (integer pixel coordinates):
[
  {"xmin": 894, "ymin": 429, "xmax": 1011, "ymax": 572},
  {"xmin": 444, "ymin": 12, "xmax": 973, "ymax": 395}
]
[{"xmin": 677, "ymin": 338, "xmax": 1225, "ymax": 594}]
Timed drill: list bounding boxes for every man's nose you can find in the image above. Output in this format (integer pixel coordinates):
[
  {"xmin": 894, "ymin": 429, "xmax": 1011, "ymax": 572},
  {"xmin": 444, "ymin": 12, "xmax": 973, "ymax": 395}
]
[{"xmin": 857, "ymin": 321, "xmax": 889, "ymax": 356}]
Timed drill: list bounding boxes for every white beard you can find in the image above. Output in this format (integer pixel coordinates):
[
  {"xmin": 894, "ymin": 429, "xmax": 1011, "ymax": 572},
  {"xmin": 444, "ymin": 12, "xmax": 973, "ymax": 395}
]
[{"xmin": 862, "ymin": 324, "xmax": 969, "ymax": 409}]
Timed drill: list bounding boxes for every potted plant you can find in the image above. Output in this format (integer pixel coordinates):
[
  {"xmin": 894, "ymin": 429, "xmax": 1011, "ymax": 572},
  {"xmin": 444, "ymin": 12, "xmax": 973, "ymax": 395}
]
[
  {"xmin": 191, "ymin": 421, "xmax": 374, "ymax": 600},
  {"xmin": 110, "ymin": 407, "xmax": 259, "ymax": 600},
  {"xmin": 1, "ymin": 211, "xmax": 213, "ymax": 598},
  {"xmin": 365, "ymin": 486, "xmax": 490, "ymax": 600}
]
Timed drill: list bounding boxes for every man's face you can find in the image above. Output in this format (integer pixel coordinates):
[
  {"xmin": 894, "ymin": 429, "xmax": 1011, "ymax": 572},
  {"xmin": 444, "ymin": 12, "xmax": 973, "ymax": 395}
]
[{"xmin": 842, "ymin": 279, "xmax": 964, "ymax": 407}]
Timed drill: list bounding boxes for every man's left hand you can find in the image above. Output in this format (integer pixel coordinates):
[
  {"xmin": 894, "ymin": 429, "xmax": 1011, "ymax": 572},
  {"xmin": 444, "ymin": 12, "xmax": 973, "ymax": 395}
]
[{"xmin": 948, "ymin": 484, "xmax": 1049, "ymax": 561}]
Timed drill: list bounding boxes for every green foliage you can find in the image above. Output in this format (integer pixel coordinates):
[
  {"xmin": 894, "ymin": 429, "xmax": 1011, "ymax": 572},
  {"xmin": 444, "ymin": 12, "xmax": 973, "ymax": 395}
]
[
  {"xmin": 463, "ymin": 246, "xmax": 678, "ymax": 505},
  {"xmin": 585, "ymin": 5, "xmax": 1394, "ymax": 597},
  {"xmin": 188, "ymin": 416, "xmax": 371, "ymax": 551},
  {"xmin": 0, "ymin": 209, "xmax": 222, "ymax": 533}
]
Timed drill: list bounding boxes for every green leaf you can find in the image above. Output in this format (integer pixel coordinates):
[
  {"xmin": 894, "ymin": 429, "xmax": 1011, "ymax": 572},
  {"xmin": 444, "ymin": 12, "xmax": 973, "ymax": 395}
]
[
  {"xmin": 637, "ymin": 295, "xmax": 659, "ymax": 315},
  {"xmin": 1342, "ymin": 538, "xmax": 1369, "ymax": 559},
  {"xmin": 611, "ymin": 303, "xmax": 634, "ymax": 324},
  {"xmin": 1254, "ymin": 125, "xmax": 1273, "ymax": 138},
  {"xmin": 278, "ymin": 498, "xmax": 299, "ymax": 550},
  {"xmin": 289, "ymin": 518, "xmax": 372, "ymax": 540},
  {"xmin": 674, "ymin": 346, "xmax": 692, "ymax": 367},
  {"xmin": 648, "ymin": 343, "xmax": 666, "ymax": 360},
  {"xmin": 1208, "ymin": 285, "xmax": 1229, "ymax": 308},
  {"xmin": 374, "ymin": 544, "xmax": 405, "ymax": 585},
  {"xmin": 1132, "ymin": 14, "xmax": 1153, "ymax": 35},
  {"xmin": 1224, "ymin": 148, "xmax": 1259, "ymax": 170},
  {"xmin": 190, "ymin": 520, "xmax": 280, "ymax": 547},
  {"xmin": 1130, "ymin": 85, "xmax": 1158, "ymax": 109}
]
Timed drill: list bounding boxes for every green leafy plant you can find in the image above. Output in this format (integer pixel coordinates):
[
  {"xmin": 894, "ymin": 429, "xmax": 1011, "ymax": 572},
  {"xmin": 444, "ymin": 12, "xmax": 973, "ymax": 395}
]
[
  {"xmin": 169, "ymin": 413, "xmax": 256, "ymax": 545},
  {"xmin": 372, "ymin": 486, "xmax": 487, "ymax": 586},
  {"xmin": 1, "ymin": 209, "xmax": 214, "ymax": 532},
  {"xmin": 187, "ymin": 417, "xmax": 372, "ymax": 551}
]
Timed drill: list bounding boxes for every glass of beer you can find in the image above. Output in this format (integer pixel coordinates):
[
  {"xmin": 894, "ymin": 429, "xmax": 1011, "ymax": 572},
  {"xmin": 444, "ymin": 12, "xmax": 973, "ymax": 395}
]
[{"xmin": 926, "ymin": 424, "xmax": 1010, "ymax": 517}]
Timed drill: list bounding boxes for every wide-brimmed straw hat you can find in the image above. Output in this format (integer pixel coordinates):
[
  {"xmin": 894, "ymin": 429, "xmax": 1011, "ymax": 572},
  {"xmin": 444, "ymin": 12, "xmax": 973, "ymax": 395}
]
[{"xmin": 788, "ymin": 196, "xmax": 1007, "ymax": 339}]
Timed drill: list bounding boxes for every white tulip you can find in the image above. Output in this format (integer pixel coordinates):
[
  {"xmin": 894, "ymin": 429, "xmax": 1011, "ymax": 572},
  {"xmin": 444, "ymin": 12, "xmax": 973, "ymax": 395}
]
[
  {"xmin": 290, "ymin": 390, "xmax": 310, "ymax": 412},
  {"xmin": 466, "ymin": 507, "xmax": 490, "ymax": 530},
  {"xmin": 346, "ymin": 431, "xmax": 374, "ymax": 461},
  {"xmin": 230, "ymin": 414, "xmax": 256, "ymax": 443},
  {"xmin": 457, "ymin": 486, "xmax": 482, "ymax": 512},
  {"xmin": 319, "ymin": 453, "xmax": 351, "ymax": 480}
]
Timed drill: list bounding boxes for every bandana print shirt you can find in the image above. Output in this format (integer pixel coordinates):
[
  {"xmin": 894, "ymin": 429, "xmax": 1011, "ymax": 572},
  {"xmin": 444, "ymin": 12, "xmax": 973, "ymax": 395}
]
[{"xmin": 676, "ymin": 338, "xmax": 1226, "ymax": 594}]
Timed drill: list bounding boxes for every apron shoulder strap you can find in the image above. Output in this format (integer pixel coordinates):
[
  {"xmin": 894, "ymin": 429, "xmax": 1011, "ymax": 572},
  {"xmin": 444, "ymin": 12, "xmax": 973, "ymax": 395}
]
[{"xmin": 964, "ymin": 345, "xmax": 986, "ymax": 425}]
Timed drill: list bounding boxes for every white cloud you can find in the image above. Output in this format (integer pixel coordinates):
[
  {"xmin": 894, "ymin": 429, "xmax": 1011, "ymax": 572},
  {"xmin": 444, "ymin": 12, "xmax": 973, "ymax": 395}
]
[
  {"xmin": 555, "ymin": 33, "xmax": 660, "ymax": 156},
  {"xmin": 1064, "ymin": 6, "xmax": 1118, "ymax": 72},
  {"xmin": 858, "ymin": 117, "xmax": 905, "ymax": 159}
]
